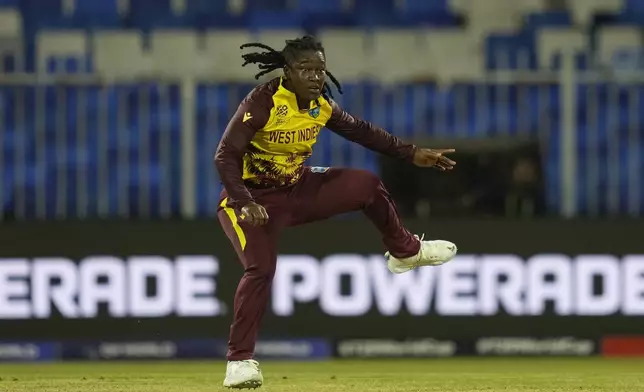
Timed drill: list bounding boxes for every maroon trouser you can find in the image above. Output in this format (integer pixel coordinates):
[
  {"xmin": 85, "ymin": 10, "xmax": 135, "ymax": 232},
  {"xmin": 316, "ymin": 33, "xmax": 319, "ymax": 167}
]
[{"xmin": 217, "ymin": 167, "xmax": 420, "ymax": 361}]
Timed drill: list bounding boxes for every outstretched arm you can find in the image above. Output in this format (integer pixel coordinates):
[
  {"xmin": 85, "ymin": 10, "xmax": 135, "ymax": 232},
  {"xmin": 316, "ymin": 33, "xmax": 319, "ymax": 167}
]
[
  {"xmin": 324, "ymin": 99, "xmax": 456, "ymax": 171},
  {"xmin": 324, "ymin": 99, "xmax": 417, "ymax": 163}
]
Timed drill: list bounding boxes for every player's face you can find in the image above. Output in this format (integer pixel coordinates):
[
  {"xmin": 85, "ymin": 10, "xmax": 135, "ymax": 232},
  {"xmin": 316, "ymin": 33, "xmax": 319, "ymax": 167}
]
[{"xmin": 286, "ymin": 50, "xmax": 327, "ymax": 102}]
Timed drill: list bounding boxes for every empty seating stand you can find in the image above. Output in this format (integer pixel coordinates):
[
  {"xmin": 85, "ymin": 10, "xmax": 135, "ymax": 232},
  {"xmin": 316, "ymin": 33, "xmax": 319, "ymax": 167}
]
[{"xmin": 0, "ymin": 0, "xmax": 642, "ymax": 219}]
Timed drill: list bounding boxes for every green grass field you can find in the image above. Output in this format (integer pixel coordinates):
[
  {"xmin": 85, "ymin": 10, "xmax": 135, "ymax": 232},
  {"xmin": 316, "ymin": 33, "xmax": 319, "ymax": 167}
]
[{"xmin": 0, "ymin": 358, "xmax": 642, "ymax": 392}]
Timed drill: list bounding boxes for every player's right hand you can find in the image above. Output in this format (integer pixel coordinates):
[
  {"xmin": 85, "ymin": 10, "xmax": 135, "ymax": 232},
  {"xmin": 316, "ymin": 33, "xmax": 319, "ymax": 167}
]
[{"xmin": 240, "ymin": 202, "xmax": 269, "ymax": 226}]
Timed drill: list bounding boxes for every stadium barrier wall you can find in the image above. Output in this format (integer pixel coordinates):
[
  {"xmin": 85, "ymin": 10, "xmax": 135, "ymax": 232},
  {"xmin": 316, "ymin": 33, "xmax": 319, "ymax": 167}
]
[
  {"xmin": 0, "ymin": 218, "xmax": 643, "ymax": 360},
  {"xmin": 0, "ymin": 337, "xmax": 605, "ymax": 362}
]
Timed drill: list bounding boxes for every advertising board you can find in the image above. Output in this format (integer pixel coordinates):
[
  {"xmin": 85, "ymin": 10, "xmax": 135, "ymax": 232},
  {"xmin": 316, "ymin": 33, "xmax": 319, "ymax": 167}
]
[{"xmin": 0, "ymin": 219, "xmax": 642, "ymax": 341}]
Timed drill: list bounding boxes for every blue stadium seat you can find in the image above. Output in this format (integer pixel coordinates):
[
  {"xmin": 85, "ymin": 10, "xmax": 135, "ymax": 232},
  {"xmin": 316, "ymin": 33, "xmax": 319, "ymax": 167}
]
[
  {"xmin": 185, "ymin": 0, "xmax": 230, "ymax": 16},
  {"xmin": 20, "ymin": 0, "xmax": 61, "ymax": 13},
  {"xmin": 399, "ymin": 0, "xmax": 461, "ymax": 26},
  {"xmin": 73, "ymin": 0, "xmax": 121, "ymax": 28},
  {"xmin": 625, "ymin": 0, "xmax": 644, "ymax": 13},
  {"xmin": 187, "ymin": 0, "xmax": 247, "ymax": 29},
  {"xmin": 354, "ymin": 0, "xmax": 396, "ymax": 11},
  {"xmin": 400, "ymin": 0, "xmax": 449, "ymax": 12},
  {"xmin": 296, "ymin": 4, "xmax": 356, "ymax": 35},
  {"xmin": 353, "ymin": 0, "xmax": 399, "ymax": 27},
  {"xmin": 294, "ymin": 0, "xmax": 345, "ymax": 13},
  {"xmin": 245, "ymin": 0, "xmax": 301, "ymax": 28},
  {"xmin": 127, "ymin": 0, "xmax": 191, "ymax": 29},
  {"xmin": 198, "ymin": 14, "xmax": 249, "ymax": 29},
  {"xmin": 247, "ymin": 0, "xmax": 290, "ymax": 11},
  {"xmin": 485, "ymin": 33, "xmax": 536, "ymax": 70},
  {"xmin": 399, "ymin": 9, "xmax": 461, "ymax": 27},
  {"xmin": 523, "ymin": 11, "xmax": 572, "ymax": 32},
  {"xmin": 20, "ymin": 0, "xmax": 67, "ymax": 28},
  {"xmin": 302, "ymin": 12, "xmax": 356, "ymax": 31},
  {"xmin": 247, "ymin": 10, "xmax": 301, "ymax": 29}
]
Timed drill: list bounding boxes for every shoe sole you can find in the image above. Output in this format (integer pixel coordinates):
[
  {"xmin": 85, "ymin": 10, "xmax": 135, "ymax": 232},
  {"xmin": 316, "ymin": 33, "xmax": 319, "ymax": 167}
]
[
  {"xmin": 385, "ymin": 246, "xmax": 457, "ymax": 274},
  {"xmin": 224, "ymin": 379, "xmax": 263, "ymax": 389}
]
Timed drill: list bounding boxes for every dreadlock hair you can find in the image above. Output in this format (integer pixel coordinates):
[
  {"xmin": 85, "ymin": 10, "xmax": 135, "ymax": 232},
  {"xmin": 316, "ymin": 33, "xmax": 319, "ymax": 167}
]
[{"xmin": 240, "ymin": 35, "xmax": 343, "ymax": 98}]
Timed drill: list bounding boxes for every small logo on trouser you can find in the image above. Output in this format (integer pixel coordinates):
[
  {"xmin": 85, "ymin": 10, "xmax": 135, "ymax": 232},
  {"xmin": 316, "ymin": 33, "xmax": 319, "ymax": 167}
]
[{"xmin": 310, "ymin": 167, "xmax": 329, "ymax": 173}]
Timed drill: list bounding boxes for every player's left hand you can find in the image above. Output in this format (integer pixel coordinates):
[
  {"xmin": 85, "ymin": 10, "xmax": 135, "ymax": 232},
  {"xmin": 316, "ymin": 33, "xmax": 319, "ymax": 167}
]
[{"xmin": 412, "ymin": 148, "xmax": 456, "ymax": 171}]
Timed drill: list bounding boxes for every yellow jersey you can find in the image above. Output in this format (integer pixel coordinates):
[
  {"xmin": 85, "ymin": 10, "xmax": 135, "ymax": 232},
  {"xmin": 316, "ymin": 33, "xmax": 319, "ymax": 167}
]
[{"xmin": 215, "ymin": 77, "xmax": 416, "ymax": 206}]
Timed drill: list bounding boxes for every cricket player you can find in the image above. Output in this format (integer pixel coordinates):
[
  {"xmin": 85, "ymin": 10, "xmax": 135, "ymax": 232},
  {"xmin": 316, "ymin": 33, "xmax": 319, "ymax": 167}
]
[{"xmin": 215, "ymin": 35, "xmax": 458, "ymax": 389}]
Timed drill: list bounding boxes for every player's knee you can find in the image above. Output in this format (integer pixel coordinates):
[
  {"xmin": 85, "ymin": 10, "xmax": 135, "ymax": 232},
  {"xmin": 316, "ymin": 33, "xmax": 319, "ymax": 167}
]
[
  {"xmin": 246, "ymin": 263, "xmax": 276, "ymax": 281},
  {"xmin": 352, "ymin": 170, "xmax": 383, "ymax": 202}
]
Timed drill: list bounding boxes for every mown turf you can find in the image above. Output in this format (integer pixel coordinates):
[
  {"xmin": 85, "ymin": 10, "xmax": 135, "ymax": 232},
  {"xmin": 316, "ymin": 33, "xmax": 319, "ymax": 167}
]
[{"xmin": 0, "ymin": 358, "xmax": 642, "ymax": 392}]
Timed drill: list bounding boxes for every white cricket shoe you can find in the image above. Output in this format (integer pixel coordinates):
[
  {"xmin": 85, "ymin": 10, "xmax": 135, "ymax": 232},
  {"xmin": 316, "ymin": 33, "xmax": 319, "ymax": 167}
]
[
  {"xmin": 223, "ymin": 360, "xmax": 263, "ymax": 389},
  {"xmin": 385, "ymin": 235, "xmax": 457, "ymax": 274}
]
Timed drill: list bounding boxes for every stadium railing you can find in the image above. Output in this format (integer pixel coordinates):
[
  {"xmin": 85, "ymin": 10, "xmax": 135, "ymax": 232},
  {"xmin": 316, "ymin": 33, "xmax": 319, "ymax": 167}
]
[{"xmin": 0, "ymin": 52, "xmax": 642, "ymax": 221}]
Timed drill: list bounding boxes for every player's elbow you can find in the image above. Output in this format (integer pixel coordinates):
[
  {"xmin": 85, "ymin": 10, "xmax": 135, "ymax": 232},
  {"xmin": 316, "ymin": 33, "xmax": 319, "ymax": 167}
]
[
  {"xmin": 213, "ymin": 142, "xmax": 229, "ymax": 170},
  {"xmin": 213, "ymin": 142, "xmax": 241, "ymax": 173}
]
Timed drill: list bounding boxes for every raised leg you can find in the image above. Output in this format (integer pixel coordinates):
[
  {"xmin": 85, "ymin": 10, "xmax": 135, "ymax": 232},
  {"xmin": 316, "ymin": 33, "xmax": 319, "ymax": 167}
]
[{"xmin": 289, "ymin": 167, "xmax": 420, "ymax": 258}]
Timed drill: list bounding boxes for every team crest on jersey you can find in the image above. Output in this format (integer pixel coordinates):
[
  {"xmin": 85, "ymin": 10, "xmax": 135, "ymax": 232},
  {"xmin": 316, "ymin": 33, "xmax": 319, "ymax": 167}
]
[
  {"xmin": 308, "ymin": 106, "xmax": 320, "ymax": 119},
  {"xmin": 310, "ymin": 166, "xmax": 329, "ymax": 173}
]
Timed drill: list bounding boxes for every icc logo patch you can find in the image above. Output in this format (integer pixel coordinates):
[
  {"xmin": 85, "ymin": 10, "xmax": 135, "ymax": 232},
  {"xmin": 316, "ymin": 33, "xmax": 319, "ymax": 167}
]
[
  {"xmin": 275, "ymin": 104, "xmax": 289, "ymax": 125},
  {"xmin": 310, "ymin": 166, "xmax": 329, "ymax": 173},
  {"xmin": 276, "ymin": 105, "xmax": 288, "ymax": 117},
  {"xmin": 308, "ymin": 106, "xmax": 320, "ymax": 119}
]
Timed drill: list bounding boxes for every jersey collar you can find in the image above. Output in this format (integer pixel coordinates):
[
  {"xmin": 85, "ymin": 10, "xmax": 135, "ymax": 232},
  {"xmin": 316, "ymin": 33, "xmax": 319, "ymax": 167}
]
[{"xmin": 278, "ymin": 77, "xmax": 320, "ymax": 110}]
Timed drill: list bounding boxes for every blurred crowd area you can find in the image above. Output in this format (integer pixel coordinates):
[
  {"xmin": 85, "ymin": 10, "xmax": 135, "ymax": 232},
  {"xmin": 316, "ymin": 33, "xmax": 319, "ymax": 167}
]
[{"xmin": 0, "ymin": 0, "xmax": 642, "ymax": 221}]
